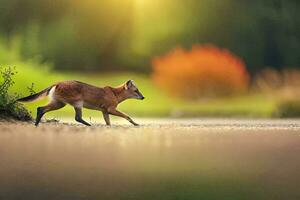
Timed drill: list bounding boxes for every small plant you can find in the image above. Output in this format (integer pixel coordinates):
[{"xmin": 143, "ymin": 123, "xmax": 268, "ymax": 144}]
[
  {"xmin": 276, "ymin": 100, "xmax": 300, "ymax": 118},
  {"xmin": 0, "ymin": 67, "xmax": 32, "ymax": 121},
  {"xmin": 254, "ymin": 68, "xmax": 300, "ymax": 99},
  {"xmin": 254, "ymin": 68, "xmax": 300, "ymax": 117},
  {"xmin": 152, "ymin": 44, "xmax": 250, "ymax": 100},
  {"xmin": 27, "ymin": 83, "xmax": 36, "ymax": 95}
]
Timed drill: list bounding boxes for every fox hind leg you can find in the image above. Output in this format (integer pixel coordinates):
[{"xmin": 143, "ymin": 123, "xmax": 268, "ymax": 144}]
[
  {"xmin": 74, "ymin": 107, "xmax": 91, "ymax": 126},
  {"xmin": 35, "ymin": 101, "xmax": 66, "ymax": 126}
]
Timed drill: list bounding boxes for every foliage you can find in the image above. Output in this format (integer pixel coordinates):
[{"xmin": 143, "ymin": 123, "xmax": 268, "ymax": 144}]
[
  {"xmin": 152, "ymin": 45, "xmax": 250, "ymax": 99},
  {"xmin": 0, "ymin": 0, "xmax": 299, "ymax": 72},
  {"xmin": 0, "ymin": 67, "xmax": 31, "ymax": 121}
]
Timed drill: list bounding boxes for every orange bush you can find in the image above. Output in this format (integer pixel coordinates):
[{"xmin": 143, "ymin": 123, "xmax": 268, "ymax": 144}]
[{"xmin": 152, "ymin": 44, "xmax": 250, "ymax": 99}]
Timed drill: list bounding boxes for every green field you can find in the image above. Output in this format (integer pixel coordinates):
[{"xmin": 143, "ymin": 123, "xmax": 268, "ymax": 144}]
[{"xmin": 6, "ymin": 65, "xmax": 276, "ymax": 119}]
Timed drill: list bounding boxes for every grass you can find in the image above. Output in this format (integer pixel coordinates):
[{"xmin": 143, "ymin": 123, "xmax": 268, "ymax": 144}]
[
  {"xmin": 0, "ymin": 39, "xmax": 279, "ymax": 119},
  {"xmin": 7, "ymin": 65, "xmax": 277, "ymax": 119}
]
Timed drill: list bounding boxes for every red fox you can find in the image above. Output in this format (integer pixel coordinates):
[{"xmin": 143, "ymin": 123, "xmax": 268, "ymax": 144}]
[{"xmin": 17, "ymin": 80, "xmax": 144, "ymax": 126}]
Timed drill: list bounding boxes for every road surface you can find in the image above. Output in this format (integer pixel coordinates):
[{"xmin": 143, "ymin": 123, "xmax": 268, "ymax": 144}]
[{"xmin": 1, "ymin": 118, "xmax": 300, "ymax": 200}]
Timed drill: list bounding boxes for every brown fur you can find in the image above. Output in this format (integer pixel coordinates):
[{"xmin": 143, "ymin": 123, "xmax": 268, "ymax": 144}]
[{"xmin": 18, "ymin": 80, "xmax": 144, "ymax": 126}]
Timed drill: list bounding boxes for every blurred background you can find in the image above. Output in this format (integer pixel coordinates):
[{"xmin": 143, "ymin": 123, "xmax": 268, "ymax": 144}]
[{"xmin": 0, "ymin": 0, "xmax": 299, "ymax": 118}]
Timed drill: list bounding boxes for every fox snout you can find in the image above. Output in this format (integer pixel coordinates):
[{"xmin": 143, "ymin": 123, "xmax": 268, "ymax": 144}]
[
  {"xmin": 133, "ymin": 91, "xmax": 144, "ymax": 100},
  {"xmin": 129, "ymin": 91, "xmax": 144, "ymax": 100},
  {"xmin": 136, "ymin": 90, "xmax": 145, "ymax": 100}
]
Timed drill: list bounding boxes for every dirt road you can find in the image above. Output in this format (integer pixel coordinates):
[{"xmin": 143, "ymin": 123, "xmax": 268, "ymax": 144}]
[{"xmin": 1, "ymin": 119, "xmax": 300, "ymax": 200}]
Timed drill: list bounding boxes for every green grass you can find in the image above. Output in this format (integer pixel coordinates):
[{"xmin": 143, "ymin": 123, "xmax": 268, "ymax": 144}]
[
  {"xmin": 0, "ymin": 39, "xmax": 278, "ymax": 119},
  {"xmin": 8, "ymin": 65, "xmax": 277, "ymax": 119}
]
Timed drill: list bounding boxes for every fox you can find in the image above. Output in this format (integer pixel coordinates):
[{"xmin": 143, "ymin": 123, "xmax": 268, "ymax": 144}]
[{"xmin": 17, "ymin": 80, "xmax": 145, "ymax": 127}]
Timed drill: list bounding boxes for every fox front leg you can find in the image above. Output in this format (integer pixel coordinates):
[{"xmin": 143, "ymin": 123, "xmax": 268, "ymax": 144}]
[
  {"xmin": 107, "ymin": 107, "xmax": 139, "ymax": 126},
  {"xmin": 102, "ymin": 111, "xmax": 111, "ymax": 126}
]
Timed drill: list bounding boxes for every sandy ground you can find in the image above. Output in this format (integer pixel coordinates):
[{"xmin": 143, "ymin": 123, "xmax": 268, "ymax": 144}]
[{"xmin": 1, "ymin": 118, "xmax": 300, "ymax": 200}]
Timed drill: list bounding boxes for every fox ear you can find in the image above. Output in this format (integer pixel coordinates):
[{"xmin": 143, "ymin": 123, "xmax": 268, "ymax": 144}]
[{"xmin": 125, "ymin": 80, "xmax": 133, "ymax": 90}]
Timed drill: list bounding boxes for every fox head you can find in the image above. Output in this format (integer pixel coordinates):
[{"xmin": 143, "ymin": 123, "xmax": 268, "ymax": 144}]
[{"xmin": 124, "ymin": 80, "xmax": 145, "ymax": 100}]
